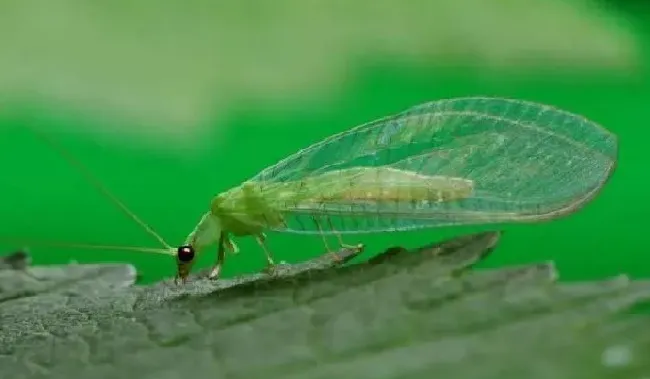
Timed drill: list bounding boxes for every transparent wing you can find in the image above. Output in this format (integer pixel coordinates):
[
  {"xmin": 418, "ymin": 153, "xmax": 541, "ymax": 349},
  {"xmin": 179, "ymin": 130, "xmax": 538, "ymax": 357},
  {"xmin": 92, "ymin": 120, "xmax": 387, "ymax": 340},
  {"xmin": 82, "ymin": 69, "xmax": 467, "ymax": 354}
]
[{"xmin": 248, "ymin": 97, "xmax": 617, "ymax": 234}]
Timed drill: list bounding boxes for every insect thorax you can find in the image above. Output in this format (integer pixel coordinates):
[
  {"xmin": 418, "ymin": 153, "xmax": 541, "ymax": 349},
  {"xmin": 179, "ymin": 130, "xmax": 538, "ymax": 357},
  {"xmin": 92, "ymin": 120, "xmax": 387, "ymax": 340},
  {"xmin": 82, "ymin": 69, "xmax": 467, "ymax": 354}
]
[{"xmin": 210, "ymin": 183, "xmax": 285, "ymax": 236}]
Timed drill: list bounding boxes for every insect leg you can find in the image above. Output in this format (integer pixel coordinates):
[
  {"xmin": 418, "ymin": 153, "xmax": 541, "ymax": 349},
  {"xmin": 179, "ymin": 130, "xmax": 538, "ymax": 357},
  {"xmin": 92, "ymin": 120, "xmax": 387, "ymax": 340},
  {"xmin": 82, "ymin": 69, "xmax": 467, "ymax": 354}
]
[
  {"xmin": 312, "ymin": 217, "xmax": 333, "ymax": 253},
  {"xmin": 208, "ymin": 233, "xmax": 227, "ymax": 280},
  {"xmin": 325, "ymin": 216, "xmax": 364, "ymax": 252},
  {"xmin": 255, "ymin": 233, "xmax": 276, "ymax": 267},
  {"xmin": 223, "ymin": 234, "xmax": 239, "ymax": 254}
]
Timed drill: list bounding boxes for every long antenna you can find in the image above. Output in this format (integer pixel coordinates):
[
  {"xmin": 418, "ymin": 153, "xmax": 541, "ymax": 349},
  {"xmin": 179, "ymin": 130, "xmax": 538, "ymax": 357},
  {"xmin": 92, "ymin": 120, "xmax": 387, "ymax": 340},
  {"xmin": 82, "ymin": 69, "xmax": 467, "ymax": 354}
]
[
  {"xmin": 26, "ymin": 125, "xmax": 173, "ymax": 251},
  {"xmin": 2, "ymin": 237, "xmax": 173, "ymax": 256}
]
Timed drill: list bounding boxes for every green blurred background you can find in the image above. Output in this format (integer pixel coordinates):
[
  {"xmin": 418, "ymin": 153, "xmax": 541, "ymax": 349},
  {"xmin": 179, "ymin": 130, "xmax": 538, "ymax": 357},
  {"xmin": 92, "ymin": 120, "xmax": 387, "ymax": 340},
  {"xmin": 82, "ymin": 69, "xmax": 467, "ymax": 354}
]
[{"xmin": 0, "ymin": 0, "xmax": 648, "ymax": 284}]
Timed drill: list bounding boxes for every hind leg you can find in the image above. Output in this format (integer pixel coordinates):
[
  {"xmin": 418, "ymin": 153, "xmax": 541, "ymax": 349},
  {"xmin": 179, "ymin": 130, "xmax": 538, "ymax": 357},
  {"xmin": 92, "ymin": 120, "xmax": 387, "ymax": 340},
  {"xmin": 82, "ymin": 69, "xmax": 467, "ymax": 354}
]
[
  {"xmin": 326, "ymin": 217, "xmax": 364, "ymax": 251},
  {"xmin": 314, "ymin": 217, "xmax": 363, "ymax": 263},
  {"xmin": 312, "ymin": 217, "xmax": 334, "ymax": 253}
]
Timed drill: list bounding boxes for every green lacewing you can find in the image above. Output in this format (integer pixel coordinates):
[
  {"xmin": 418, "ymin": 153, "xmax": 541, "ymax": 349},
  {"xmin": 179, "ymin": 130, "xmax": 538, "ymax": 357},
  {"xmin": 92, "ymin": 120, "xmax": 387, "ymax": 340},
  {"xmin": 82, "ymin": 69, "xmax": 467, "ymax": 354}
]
[{"xmin": 10, "ymin": 97, "xmax": 618, "ymax": 283}]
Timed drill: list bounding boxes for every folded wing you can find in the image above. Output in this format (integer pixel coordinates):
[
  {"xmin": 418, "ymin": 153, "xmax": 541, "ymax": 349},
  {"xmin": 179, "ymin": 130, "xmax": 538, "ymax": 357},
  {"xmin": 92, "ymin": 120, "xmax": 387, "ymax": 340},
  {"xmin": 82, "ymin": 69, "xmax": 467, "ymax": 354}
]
[{"xmin": 247, "ymin": 97, "xmax": 618, "ymax": 234}]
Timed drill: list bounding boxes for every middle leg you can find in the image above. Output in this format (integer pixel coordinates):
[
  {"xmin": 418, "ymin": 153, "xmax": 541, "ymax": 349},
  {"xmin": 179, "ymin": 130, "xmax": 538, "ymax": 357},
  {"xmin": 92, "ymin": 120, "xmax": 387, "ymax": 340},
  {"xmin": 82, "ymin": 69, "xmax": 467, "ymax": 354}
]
[
  {"xmin": 255, "ymin": 233, "xmax": 278, "ymax": 274},
  {"xmin": 208, "ymin": 232, "xmax": 227, "ymax": 280}
]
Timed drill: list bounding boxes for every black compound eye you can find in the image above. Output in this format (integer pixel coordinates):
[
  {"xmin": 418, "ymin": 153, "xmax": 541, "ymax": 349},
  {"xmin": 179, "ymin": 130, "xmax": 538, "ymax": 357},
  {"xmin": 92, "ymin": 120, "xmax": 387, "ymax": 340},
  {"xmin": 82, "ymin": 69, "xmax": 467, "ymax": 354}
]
[{"xmin": 176, "ymin": 245, "xmax": 195, "ymax": 263}]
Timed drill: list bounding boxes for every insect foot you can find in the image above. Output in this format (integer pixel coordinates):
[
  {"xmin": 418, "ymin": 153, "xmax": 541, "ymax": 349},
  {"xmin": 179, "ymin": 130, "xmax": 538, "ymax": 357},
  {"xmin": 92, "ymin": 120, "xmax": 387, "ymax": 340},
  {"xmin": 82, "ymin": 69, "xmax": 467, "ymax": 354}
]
[
  {"xmin": 207, "ymin": 263, "xmax": 223, "ymax": 280},
  {"xmin": 332, "ymin": 243, "xmax": 365, "ymax": 263}
]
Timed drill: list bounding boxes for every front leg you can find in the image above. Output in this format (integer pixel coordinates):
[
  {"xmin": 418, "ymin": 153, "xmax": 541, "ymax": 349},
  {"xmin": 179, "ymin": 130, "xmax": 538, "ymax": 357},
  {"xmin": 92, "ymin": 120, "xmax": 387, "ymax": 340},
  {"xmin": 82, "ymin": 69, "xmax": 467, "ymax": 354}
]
[{"xmin": 208, "ymin": 232, "xmax": 227, "ymax": 280}]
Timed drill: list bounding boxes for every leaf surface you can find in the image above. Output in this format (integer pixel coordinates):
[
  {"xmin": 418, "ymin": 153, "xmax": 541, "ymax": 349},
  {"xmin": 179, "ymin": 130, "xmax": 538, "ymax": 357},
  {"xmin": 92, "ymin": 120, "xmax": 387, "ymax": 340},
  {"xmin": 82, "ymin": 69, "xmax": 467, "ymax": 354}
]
[{"xmin": 1, "ymin": 232, "xmax": 648, "ymax": 379}]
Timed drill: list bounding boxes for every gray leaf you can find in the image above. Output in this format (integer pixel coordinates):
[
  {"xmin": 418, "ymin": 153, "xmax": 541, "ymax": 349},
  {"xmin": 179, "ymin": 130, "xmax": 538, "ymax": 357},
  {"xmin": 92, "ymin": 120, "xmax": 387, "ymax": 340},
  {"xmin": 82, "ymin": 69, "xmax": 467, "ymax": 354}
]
[{"xmin": 1, "ymin": 231, "xmax": 648, "ymax": 379}]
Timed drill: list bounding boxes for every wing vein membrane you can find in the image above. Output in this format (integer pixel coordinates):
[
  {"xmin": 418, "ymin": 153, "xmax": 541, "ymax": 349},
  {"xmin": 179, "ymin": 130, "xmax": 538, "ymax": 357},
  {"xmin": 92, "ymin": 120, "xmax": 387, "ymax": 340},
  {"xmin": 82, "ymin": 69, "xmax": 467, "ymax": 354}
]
[{"xmin": 236, "ymin": 97, "xmax": 617, "ymax": 234}]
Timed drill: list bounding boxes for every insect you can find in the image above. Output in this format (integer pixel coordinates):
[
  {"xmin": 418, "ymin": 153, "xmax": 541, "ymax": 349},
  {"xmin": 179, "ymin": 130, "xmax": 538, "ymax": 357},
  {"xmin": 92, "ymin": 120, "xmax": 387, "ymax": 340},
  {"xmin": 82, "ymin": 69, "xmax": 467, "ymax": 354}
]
[{"xmin": 10, "ymin": 97, "xmax": 618, "ymax": 283}]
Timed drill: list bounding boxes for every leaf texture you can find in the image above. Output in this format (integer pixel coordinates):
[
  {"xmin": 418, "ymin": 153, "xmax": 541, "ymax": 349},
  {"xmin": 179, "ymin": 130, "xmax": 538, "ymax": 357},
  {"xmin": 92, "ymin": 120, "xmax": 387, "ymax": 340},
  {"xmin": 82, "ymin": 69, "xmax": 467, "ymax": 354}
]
[{"xmin": 0, "ymin": 232, "xmax": 648, "ymax": 379}]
